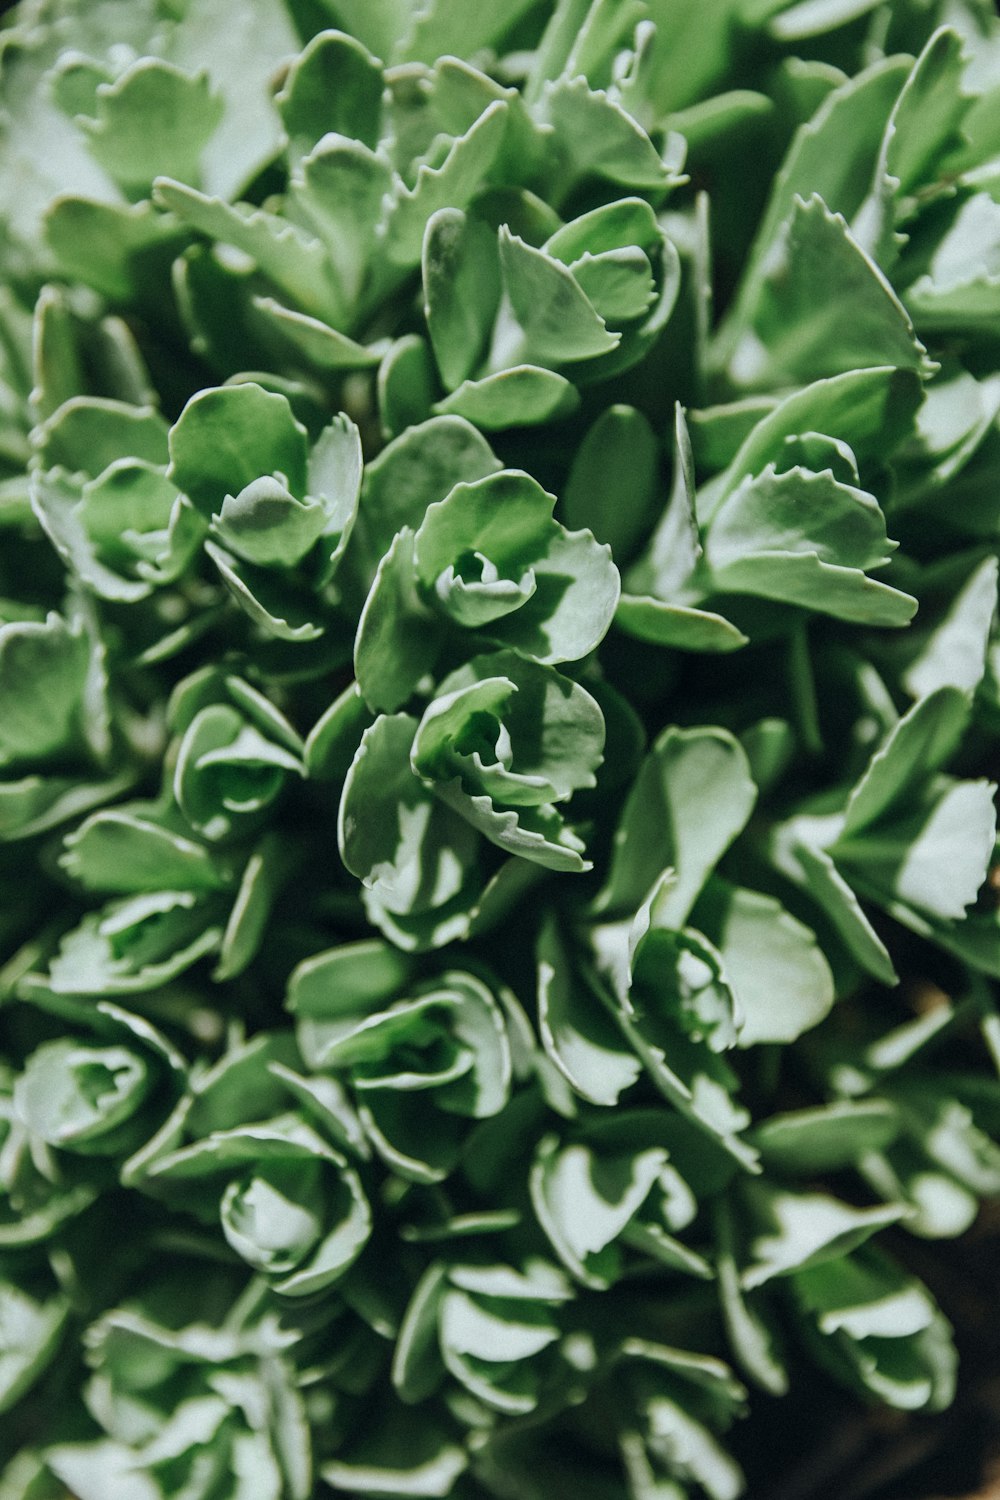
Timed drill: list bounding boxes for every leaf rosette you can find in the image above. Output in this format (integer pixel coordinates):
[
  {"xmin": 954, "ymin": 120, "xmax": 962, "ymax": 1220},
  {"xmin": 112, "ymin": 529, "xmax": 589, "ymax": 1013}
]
[
  {"xmin": 147, "ymin": 1112, "xmax": 371, "ymax": 1297},
  {"xmin": 0, "ymin": 1059, "xmax": 97, "ymax": 1249},
  {"xmin": 45, "ymin": 1290, "xmax": 315, "ymax": 1500},
  {"xmin": 410, "ymin": 651, "xmax": 606, "ymax": 873},
  {"xmin": 424, "ymin": 198, "xmax": 681, "ymax": 429},
  {"xmin": 167, "ymin": 382, "xmax": 363, "ymax": 643},
  {"xmin": 393, "ymin": 1257, "xmax": 575, "ymax": 1416},
  {"xmin": 530, "ymin": 1112, "xmax": 714, "ymax": 1290},
  {"xmin": 31, "ymin": 397, "xmax": 205, "ymax": 606},
  {"xmin": 13, "ymin": 1003, "xmax": 186, "ymax": 1167},
  {"xmin": 290, "ymin": 944, "xmax": 514, "ymax": 1183},
  {"xmin": 355, "ymin": 470, "xmax": 620, "ymax": 711}
]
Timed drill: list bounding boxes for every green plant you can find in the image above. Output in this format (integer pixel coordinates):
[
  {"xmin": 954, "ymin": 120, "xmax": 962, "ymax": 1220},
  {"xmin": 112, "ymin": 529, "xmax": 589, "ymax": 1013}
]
[{"xmin": 0, "ymin": 1, "xmax": 998, "ymax": 1496}]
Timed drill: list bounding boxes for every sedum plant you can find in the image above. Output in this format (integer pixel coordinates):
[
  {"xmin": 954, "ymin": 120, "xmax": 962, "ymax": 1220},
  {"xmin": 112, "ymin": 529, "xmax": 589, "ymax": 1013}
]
[{"xmin": 0, "ymin": 0, "xmax": 999, "ymax": 1496}]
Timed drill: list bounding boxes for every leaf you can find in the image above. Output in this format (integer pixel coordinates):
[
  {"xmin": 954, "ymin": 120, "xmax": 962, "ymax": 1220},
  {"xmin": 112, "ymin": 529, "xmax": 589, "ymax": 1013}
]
[
  {"xmin": 411, "ymin": 653, "xmax": 605, "ymax": 869},
  {"xmin": 841, "ymin": 687, "xmax": 971, "ymax": 837},
  {"xmin": 707, "ymin": 466, "xmax": 896, "ymax": 575},
  {"xmin": 413, "ymin": 470, "xmax": 620, "ymax": 661},
  {"xmin": 29, "ymin": 892, "xmax": 223, "ymax": 998},
  {"xmin": 168, "ymin": 383, "xmax": 308, "ymax": 520},
  {"xmin": 60, "ymin": 808, "xmax": 226, "ymax": 894},
  {"xmin": 714, "ymin": 54, "xmax": 909, "ymax": 364},
  {"xmin": 358, "ymin": 415, "xmax": 501, "ymax": 565},
  {"xmin": 383, "ymin": 101, "xmax": 510, "ymax": 267},
  {"xmin": 339, "ymin": 713, "xmax": 482, "ymax": 919},
  {"xmin": 435, "ymin": 366, "xmax": 580, "ymax": 428},
  {"xmin": 538, "ymin": 75, "xmax": 681, "ymax": 193},
  {"xmin": 206, "ymin": 541, "xmax": 325, "ymax": 642},
  {"xmin": 276, "ymin": 29, "xmax": 383, "ymax": 160},
  {"xmin": 537, "ymin": 916, "xmax": 642, "ymax": 1106},
  {"xmin": 903, "ymin": 556, "xmax": 999, "ymax": 699},
  {"xmin": 0, "ymin": 1281, "xmax": 70, "ymax": 1415},
  {"xmin": 714, "ymin": 1200, "xmax": 789, "ymax": 1395},
  {"xmin": 727, "ymin": 195, "xmax": 932, "ymax": 391},
  {"xmin": 599, "ymin": 726, "xmax": 757, "ymax": 921},
  {"xmin": 563, "ymin": 405, "xmax": 659, "ymax": 560},
  {"xmin": 321, "ymin": 1408, "xmax": 467, "ymax": 1497},
  {"xmin": 292, "ymin": 135, "xmax": 392, "ymax": 311},
  {"xmin": 837, "ymin": 778, "xmax": 997, "ymax": 921},
  {"xmin": 0, "ymin": 614, "xmax": 89, "ymax": 767},
  {"xmin": 497, "ymin": 228, "xmax": 619, "ymax": 365},
  {"xmin": 741, "ymin": 1184, "xmax": 909, "ymax": 1289},
  {"xmin": 166, "ymin": 0, "xmax": 299, "ymax": 199},
  {"xmin": 615, "ymin": 595, "xmax": 749, "ymax": 652},
  {"xmin": 751, "ymin": 1101, "xmax": 900, "ymax": 1172},
  {"xmin": 708, "ymin": 367, "xmax": 924, "ymax": 519},
  {"xmin": 250, "ymin": 296, "xmax": 378, "ymax": 370},
  {"xmin": 768, "ymin": 824, "xmax": 898, "ymax": 985},
  {"xmin": 80, "ymin": 60, "xmax": 223, "ymax": 195},
  {"xmin": 154, "ymin": 179, "xmax": 343, "ymax": 324},
  {"xmin": 530, "ymin": 1132, "xmax": 669, "ymax": 1288},
  {"xmin": 693, "ymin": 879, "xmax": 835, "ymax": 1046},
  {"xmin": 214, "ymin": 834, "xmax": 296, "ymax": 981},
  {"xmin": 355, "ymin": 529, "xmax": 444, "ymax": 712},
  {"xmin": 423, "ymin": 208, "xmax": 501, "ymax": 390}
]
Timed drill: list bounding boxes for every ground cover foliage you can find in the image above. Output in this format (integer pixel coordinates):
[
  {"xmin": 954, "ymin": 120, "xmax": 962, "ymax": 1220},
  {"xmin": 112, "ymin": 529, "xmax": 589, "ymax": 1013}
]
[{"xmin": 0, "ymin": 0, "xmax": 998, "ymax": 1495}]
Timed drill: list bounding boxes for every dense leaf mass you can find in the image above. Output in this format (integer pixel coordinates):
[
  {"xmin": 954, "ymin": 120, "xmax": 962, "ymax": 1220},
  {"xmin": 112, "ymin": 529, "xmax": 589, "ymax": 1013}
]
[{"xmin": 0, "ymin": 0, "xmax": 998, "ymax": 1496}]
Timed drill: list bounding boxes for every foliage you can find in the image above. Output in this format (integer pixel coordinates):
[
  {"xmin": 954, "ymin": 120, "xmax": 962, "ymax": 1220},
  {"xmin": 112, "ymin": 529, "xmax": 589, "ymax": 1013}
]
[{"xmin": 0, "ymin": 0, "xmax": 998, "ymax": 1495}]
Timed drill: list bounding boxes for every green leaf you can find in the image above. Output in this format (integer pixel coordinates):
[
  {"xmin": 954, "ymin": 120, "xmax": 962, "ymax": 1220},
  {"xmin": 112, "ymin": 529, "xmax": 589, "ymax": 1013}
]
[
  {"xmin": 0, "ymin": 1281, "xmax": 70, "ymax": 1416},
  {"xmin": 79, "ymin": 60, "xmax": 223, "ymax": 196},
  {"xmin": 154, "ymin": 179, "xmax": 343, "ymax": 324},
  {"xmin": 713, "ymin": 54, "xmax": 909, "ymax": 364},
  {"xmin": 707, "ymin": 366, "xmax": 924, "ymax": 519},
  {"xmin": 29, "ymin": 892, "xmax": 223, "ymax": 998},
  {"xmin": 537, "ymin": 915, "xmax": 642, "ymax": 1106},
  {"xmin": 168, "ymin": 382, "xmax": 308, "ymax": 520},
  {"xmin": 741, "ymin": 1183, "xmax": 908, "ymax": 1289},
  {"xmin": 322, "ymin": 1407, "xmax": 467, "ymax": 1497},
  {"xmin": 413, "ymin": 469, "xmax": 620, "ymax": 660},
  {"xmin": 412, "ymin": 652, "xmax": 605, "ymax": 870},
  {"xmin": 767, "ymin": 824, "xmax": 898, "ymax": 985},
  {"xmin": 497, "ymin": 227, "xmax": 619, "ymax": 365},
  {"xmin": 563, "ymin": 405, "xmax": 659, "ymax": 560},
  {"xmin": 339, "ymin": 713, "xmax": 483, "ymax": 923},
  {"xmin": 599, "ymin": 726, "xmax": 757, "ymax": 921},
  {"xmin": 205, "ymin": 540, "xmax": 326, "ymax": 641},
  {"xmin": 903, "ymin": 556, "xmax": 999, "ymax": 699},
  {"xmin": 249, "ymin": 296, "xmax": 378, "ymax": 370},
  {"xmin": 727, "ymin": 195, "xmax": 932, "ymax": 391},
  {"xmin": 355, "ymin": 529, "xmax": 445, "ymax": 712},
  {"xmin": 841, "ymin": 687, "xmax": 971, "ymax": 837},
  {"xmin": 276, "ymin": 29, "xmax": 383, "ymax": 161},
  {"xmin": 751, "ymin": 1101, "xmax": 900, "ymax": 1172},
  {"xmin": 383, "ymin": 101, "xmax": 510, "ymax": 267},
  {"xmin": 423, "ymin": 208, "xmax": 501, "ymax": 390},
  {"xmin": 357, "ymin": 415, "xmax": 500, "ymax": 565},
  {"xmin": 714, "ymin": 1200, "xmax": 789, "ymax": 1395},
  {"xmin": 174, "ymin": 703, "xmax": 302, "ymax": 842},
  {"xmin": 693, "ymin": 880, "xmax": 835, "ymax": 1046},
  {"xmin": 615, "ymin": 595, "xmax": 749, "ymax": 652},
  {"xmin": 706, "ymin": 466, "xmax": 896, "ymax": 575},
  {"xmin": 60, "ymin": 807, "xmax": 225, "ymax": 894},
  {"xmin": 530, "ymin": 1131, "xmax": 669, "ymax": 1288},
  {"xmin": 538, "ymin": 75, "xmax": 681, "ymax": 193},
  {"xmin": 837, "ymin": 778, "xmax": 997, "ymax": 921},
  {"xmin": 36, "ymin": 397, "xmax": 169, "ymax": 477},
  {"xmin": 213, "ymin": 476, "xmax": 328, "ymax": 567},
  {"xmin": 0, "ymin": 614, "xmax": 89, "ymax": 767},
  {"xmin": 435, "ymin": 366, "xmax": 580, "ymax": 428},
  {"xmin": 291, "ymin": 135, "xmax": 392, "ymax": 310}
]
